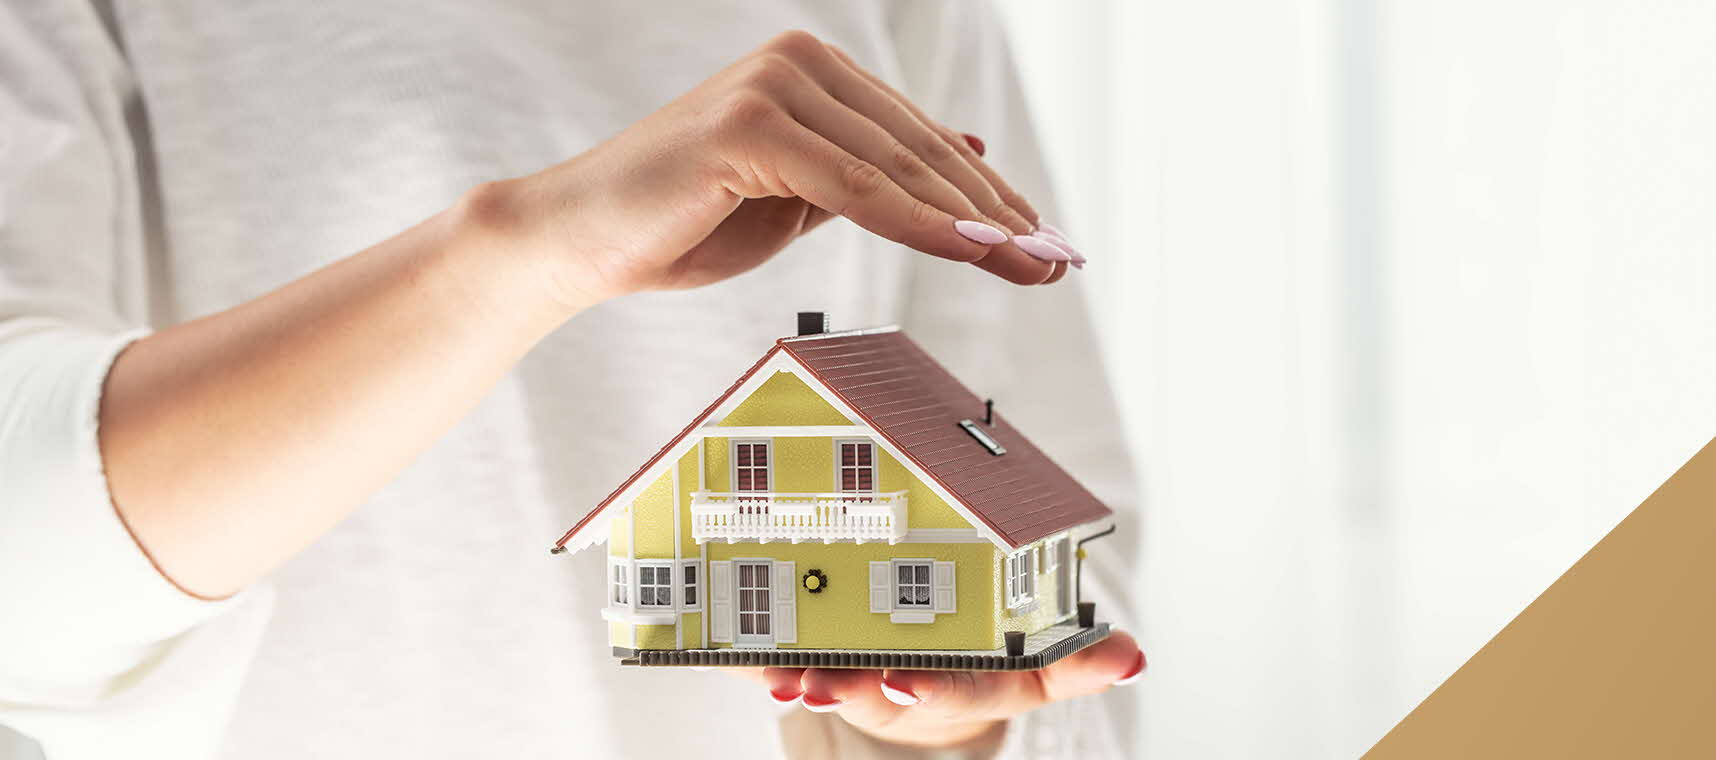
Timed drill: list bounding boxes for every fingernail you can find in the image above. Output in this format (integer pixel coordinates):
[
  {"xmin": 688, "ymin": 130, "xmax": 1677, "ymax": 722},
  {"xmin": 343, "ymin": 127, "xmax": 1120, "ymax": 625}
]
[
  {"xmin": 879, "ymin": 680, "xmax": 920, "ymax": 706},
  {"xmin": 1046, "ymin": 237, "xmax": 1088, "ymax": 267},
  {"xmin": 1113, "ymin": 651, "xmax": 1147, "ymax": 686},
  {"xmin": 1032, "ymin": 225, "xmax": 1088, "ymax": 268},
  {"xmin": 802, "ymin": 694, "xmax": 843, "ymax": 713},
  {"xmin": 770, "ymin": 687, "xmax": 804, "ymax": 705},
  {"xmin": 962, "ymin": 133, "xmax": 986, "ymax": 156},
  {"xmin": 954, "ymin": 220, "xmax": 1009, "ymax": 245},
  {"xmin": 1013, "ymin": 235, "xmax": 1071, "ymax": 262}
]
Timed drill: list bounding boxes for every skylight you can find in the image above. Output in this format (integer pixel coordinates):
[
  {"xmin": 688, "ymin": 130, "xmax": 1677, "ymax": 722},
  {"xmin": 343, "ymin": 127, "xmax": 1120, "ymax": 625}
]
[{"xmin": 957, "ymin": 419, "xmax": 1007, "ymax": 456}]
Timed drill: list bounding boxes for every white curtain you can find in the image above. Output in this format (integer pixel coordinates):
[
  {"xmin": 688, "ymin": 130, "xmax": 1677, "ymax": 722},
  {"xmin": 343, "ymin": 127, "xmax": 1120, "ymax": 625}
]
[{"xmin": 999, "ymin": 1, "xmax": 1716, "ymax": 755}]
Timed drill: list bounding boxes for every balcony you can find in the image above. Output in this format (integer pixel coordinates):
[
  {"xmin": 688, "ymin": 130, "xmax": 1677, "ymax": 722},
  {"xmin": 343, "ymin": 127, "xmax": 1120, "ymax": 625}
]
[{"xmin": 690, "ymin": 490, "xmax": 908, "ymax": 544}]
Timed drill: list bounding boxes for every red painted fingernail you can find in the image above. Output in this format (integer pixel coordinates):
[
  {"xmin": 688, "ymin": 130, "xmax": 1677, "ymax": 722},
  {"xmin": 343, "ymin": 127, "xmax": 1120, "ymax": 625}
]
[
  {"xmin": 962, "ymin": 133, "xmax": 986, "ymax": 156},
  {"xmin": 770, "ymin": 687, "xmax": 803, "ymax": 704},
  {"xmin": 880, "ymin": 680, "xmax": 919, "ymax": 706},
  {"xmin": 802, "ymin": 694, "xmax": 843, "ymax": 713},
  {"xmin": 1113, "ymin": 651, "xmax": 1147, "ymax": 686}
]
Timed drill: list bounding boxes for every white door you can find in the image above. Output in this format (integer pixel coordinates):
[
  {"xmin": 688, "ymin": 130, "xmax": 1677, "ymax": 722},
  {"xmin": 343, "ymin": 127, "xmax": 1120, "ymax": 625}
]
[{"xmin": 736, "ymin": 560, "xmax": 773, "ymax": 646}]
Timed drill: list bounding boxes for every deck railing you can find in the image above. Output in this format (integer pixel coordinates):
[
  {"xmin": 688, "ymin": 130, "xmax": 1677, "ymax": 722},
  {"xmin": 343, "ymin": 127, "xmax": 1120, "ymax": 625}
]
[{"xmin": 689, "ymin": 490, "xmax": 908, "ymax": 544}]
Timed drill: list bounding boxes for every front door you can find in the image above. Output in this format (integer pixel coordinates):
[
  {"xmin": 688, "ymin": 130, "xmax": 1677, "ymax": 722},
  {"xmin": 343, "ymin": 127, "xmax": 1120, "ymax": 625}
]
[{"xmin": 736, "ymin": 560, "xmax": 773, "ymax": 646}]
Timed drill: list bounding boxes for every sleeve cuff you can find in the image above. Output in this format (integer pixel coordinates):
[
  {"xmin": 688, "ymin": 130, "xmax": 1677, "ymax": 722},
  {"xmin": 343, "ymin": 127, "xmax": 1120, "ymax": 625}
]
[{"xmin": 0, "ymin": 325, "xmax": 256, "ymax": 706}]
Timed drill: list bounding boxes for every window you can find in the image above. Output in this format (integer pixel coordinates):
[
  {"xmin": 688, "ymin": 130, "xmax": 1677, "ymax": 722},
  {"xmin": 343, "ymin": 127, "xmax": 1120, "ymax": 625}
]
[
  {"xmin": 611, "ymin": 562, "xmax": 628, "ymax": 605},
  {"xmin": 682, "ymin": 563, "xmax": 700, "ymax": 609},
  {"xmin": 893, "ymin": 560, "xmax": 932, "ymax": 609},
  {"xmin": 837, "ymin": 440, "xmax": 876, "ymax": 493},
  {"xmin": 1045, "ymin": 536, "xmax": 1065, "ymax": 572},
  {"xmin": 1005, "ymin": 549, "xmax": 1036, "ymax": 609},
  {"xmin": 733, "ymin": 440, "xmax": 771, "ymax": 492},
  {"xmin": 871, "ymin": 559, "xmax": 955, "ymax": 622},
  {"xmin": 637, "ymin": 562, "xmax": 673, "ymax": 607}
]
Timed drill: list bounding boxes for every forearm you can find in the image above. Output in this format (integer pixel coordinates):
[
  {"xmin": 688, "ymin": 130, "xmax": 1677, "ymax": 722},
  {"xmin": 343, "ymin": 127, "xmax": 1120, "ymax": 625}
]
[{"xmin": 98, "ymin": 185, "xmax": 577, "ymax": 598}]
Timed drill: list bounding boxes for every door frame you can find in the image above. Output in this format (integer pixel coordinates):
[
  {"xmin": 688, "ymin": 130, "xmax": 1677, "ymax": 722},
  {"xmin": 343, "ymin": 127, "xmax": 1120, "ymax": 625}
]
[{"xmin": 733, "ymin": 558, "xmax": 775, "ymax": 648}]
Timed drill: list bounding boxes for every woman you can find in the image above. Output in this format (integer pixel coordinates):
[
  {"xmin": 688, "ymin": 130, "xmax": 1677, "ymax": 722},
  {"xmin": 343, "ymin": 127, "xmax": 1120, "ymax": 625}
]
[{"xmin": 0, "ymin": 1, "xmax": 1143, "ymax": 757}]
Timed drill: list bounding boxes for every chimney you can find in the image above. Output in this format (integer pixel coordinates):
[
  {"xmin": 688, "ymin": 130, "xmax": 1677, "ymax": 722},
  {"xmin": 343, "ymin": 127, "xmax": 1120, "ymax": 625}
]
[
  {"xmin": 984, "ymin": 399, "xmax": 994, "ymax": 426},
  {"xmin": 797, "ymin": 311, "xmax": 829, "ymax": 336}
]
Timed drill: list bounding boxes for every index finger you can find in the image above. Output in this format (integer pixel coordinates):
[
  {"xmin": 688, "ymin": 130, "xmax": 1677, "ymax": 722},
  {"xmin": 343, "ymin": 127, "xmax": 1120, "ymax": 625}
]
[{"xmin": 738, "ymin": 106, "xmax": 1052, "ymax": 283}]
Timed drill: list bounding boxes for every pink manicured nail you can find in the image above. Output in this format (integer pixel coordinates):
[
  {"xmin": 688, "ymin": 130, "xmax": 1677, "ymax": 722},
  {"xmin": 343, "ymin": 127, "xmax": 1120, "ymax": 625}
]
[
  {"xmin": 770, "ymin": 688, "xmax": 804, "ymax": 705},
  {"xmin": 1013, "ymin": 235, "xmax": 1071, "ymax": 262},
  {"xmin": 879, "ymin": 680, "xmax": 920, "ymax": 706},
  {"xmin": 1113, "ymin": 651, "xmax": 1147, "ymax": 686},
  {"xmin": 954, "ymin": 220, "xmax": 1009, "ymax": 245},
  {"xmin": 1033, "ymin": 225, "xmax": 1088, "ymax": 268},
  {"xmin": 1051, "ymin": 239, "xmax": 1088, "ymax": 267},
  {"xmin": 802, "ymin": 695, "xmax": 843, "ymax": 713}
]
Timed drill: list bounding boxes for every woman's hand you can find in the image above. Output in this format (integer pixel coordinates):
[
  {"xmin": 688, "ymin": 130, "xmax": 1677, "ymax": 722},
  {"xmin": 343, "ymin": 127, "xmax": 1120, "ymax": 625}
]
[
  {"xmin": 476, "ymin": 29, "xmax": 1081, "ymax": 311},
  {"xmin": 746, "ymin": 630, "xmax": 1145, "ymax": 750}
]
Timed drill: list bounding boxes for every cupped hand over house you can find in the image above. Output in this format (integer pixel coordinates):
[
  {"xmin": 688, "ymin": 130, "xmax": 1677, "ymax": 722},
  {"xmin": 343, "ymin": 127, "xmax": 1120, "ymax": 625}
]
[
  {"xmin": 467, "ymin": 29, "xmax": 1079, "ymax": 310},
  {"xmin": 727, "ymin": 630, "xmax": 1145, "ymax": 750}
]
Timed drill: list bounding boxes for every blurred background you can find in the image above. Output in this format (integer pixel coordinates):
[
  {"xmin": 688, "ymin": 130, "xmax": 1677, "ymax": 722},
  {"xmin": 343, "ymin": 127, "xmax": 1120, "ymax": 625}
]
[{"xmin": 995, "ymin": 0, "xmax": 1716, "ymax": 756}]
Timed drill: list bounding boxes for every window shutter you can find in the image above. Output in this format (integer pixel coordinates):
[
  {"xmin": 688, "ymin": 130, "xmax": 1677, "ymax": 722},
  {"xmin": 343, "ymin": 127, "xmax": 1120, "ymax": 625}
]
[
  {"xmin": 868, "ymin": 561, "xmax": 891, "ymax": 613},
  {"xmin": 932, "ymin": 561, "xmax": 957, "ymax": 614},
  {"xmin": 710, "ymin": 561, "xmax": 733, "ymax": 643},
  {"xmin": 772, "ymin": 561, "xmax": 797, "ymax": 644}
]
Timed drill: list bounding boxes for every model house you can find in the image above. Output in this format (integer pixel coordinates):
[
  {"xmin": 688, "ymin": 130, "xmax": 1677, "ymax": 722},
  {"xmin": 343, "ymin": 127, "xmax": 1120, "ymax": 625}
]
[{"xmin": 551, "ymin": 313, "xmax": 1115, "ymax": 669}]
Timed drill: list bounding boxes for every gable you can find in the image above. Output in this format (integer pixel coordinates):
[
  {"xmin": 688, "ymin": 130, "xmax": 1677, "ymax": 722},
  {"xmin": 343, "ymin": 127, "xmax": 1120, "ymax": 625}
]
[
  {"xmin": 717, "ymin": 371, "xmax": 850, "ymax": 427},
  {"xmin": 554, "ymin": 329, "xmax": 1113, "ymax": 555}
]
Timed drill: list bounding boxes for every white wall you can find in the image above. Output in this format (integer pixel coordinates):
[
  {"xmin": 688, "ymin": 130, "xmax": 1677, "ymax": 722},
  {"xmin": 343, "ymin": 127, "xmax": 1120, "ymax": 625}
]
[{"xmin": 997, "ymin": 0, "xmax": 1716, "ymax": 755}]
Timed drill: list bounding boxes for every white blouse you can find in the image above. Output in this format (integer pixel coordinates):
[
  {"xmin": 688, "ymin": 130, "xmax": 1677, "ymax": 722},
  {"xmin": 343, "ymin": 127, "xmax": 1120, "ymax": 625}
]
[{"xmin": 0, "ymin": 1, "xmax": 1139, "ymax": 757}]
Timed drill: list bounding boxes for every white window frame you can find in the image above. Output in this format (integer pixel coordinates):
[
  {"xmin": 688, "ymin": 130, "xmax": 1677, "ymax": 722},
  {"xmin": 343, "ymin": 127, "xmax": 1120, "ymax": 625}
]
[
  {"xmin": 891, "ymin": 558, "xmax": 934, "ymax": 611},
  {"xmin": 833, "ymin": 438, "xmax": 878, "ymax": 494},
  {"xmin": 679, "ymin": 560, "xmax": 702, "ymax": 611},
  {"xmin": 731, "ymin": 438, "xmax": 773, "ymax": 493},
  {"xmin": 610, "ymin": 559, "xmax": 629, "ymax": 606},
  {"xmin": 1005, "ymin": 548, "xmax": 1037, "ymax": 610},
  {"xmin": 636, "ymin": 560, "xmax": 674, "ymax": 608}
]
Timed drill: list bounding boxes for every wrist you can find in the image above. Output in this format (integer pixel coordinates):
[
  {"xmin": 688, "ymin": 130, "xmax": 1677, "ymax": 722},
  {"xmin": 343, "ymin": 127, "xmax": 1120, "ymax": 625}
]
[{"xmin": 444, "ymin": 177, "xmax": 607, "ymax": 319}]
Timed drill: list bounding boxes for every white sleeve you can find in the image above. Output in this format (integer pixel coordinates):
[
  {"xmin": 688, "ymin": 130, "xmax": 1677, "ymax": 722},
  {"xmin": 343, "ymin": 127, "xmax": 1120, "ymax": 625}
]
[
  {"xmin": 891, "ymin": 2, "xmax": 1142, "ymax": 759},
  {"xmin": 0, "ymin": 4, "xmax": 271, "ymax": 758}
]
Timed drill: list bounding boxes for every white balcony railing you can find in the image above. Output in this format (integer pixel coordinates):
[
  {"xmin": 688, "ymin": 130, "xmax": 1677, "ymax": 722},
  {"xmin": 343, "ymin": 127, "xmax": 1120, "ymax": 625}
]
[{"xmin": 690, "ymin": 490, "xmax": 908, "ymax": 544}]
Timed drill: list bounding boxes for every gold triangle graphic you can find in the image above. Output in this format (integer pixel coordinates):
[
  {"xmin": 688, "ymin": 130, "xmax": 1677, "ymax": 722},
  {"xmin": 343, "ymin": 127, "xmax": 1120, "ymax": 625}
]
[{"xmin": 1367, "ymin": 437, "xmax": 1716, "ymax": 758}]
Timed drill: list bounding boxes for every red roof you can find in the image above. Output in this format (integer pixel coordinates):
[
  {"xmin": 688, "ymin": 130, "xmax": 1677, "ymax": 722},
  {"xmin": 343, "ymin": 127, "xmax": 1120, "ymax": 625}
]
[{"xmin": 553, "ymin": 329, "xmax": 1110, "ymax": 551}]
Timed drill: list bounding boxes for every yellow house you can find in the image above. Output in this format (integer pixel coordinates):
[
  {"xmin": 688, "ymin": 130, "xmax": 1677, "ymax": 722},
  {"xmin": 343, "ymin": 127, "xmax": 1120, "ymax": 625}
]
[{"xmin": 551, "ymin": 314, "xmax": 1116, "ymax": 670}]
